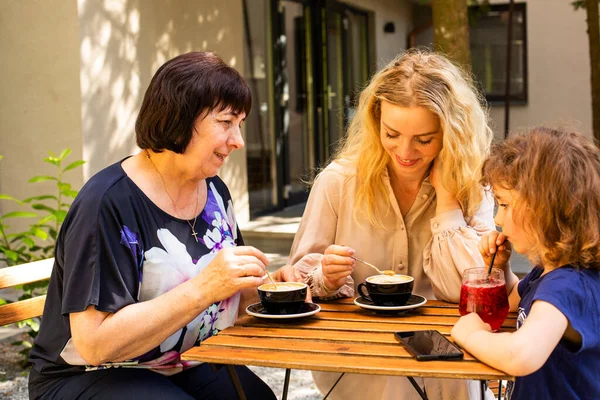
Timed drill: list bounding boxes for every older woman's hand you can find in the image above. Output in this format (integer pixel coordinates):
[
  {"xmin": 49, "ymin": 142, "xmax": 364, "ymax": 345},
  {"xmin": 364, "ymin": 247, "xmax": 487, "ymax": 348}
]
[
  {"xmin": 322, "ymin": 245, "xmax": 355, "ymax": 291},
  {"xmin": 196, "ymin": 246, "xmax": 269, "ymax": 304}
]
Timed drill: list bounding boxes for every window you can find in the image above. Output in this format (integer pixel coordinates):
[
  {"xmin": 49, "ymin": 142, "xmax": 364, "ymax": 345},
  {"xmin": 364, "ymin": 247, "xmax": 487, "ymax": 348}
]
[{"xmin": 470, "ymin": 3, "xmax": 528, "ymax": 103}]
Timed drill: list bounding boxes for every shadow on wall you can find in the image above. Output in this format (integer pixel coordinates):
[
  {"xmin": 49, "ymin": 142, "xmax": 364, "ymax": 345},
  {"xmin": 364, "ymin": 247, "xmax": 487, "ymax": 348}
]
[{"xmin": 78, "ymin": 0, "xmax": 246, "ymax": 202}]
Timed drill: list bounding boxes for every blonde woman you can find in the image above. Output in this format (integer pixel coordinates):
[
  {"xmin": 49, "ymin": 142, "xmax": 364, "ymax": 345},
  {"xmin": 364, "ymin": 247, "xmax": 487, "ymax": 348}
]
[{"xmin": 278, "ymin": 49, "xmax": 496, "ymax": 399}]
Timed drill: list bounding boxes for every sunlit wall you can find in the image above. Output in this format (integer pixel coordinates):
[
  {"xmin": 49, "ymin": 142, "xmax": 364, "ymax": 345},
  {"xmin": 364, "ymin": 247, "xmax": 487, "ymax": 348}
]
[
  {"xmin": 78, "ymin": 0, "xmax": 250, "ymax": 222},
  {"xmin": 0, "ymin": 1, "xmax": 84, "ymax": 222}
]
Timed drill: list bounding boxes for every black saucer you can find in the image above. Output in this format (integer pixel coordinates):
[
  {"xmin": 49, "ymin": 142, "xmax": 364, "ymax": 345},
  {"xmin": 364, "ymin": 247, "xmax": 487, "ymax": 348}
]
[
  {"xmin": 354, "ymin": 294, "xmax": 427, "ymax": 315},
  {"xmin": 246, "ymin": 302, "xmax": 321, "ymax": 319}
]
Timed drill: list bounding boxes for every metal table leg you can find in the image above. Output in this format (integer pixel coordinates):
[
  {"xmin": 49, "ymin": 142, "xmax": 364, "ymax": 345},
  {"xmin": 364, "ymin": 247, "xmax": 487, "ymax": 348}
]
[
  {"xmin": 498, "ymin": 380, "xmax": 503, "ymax": 400},
  {"xmin": 225, "ymin": 365, "xmax": 248, "ymax": 400},
  {"xmin": 480, "ymin": 380, "xmax": 488, "ymax": 400},
  {"xmin": 407, "ymin": 376, "xmax": 429, "ymax": 400},
  {"xmin": 282, "ymin": 368, "xmax": 291, "ymax": 400}
]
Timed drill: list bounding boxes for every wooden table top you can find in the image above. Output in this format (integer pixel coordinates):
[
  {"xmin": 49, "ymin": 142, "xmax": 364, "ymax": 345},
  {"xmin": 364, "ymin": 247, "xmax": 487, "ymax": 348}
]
[{"xmin": 182, "ymin": 298, "xmax": 516, "ymax": 381}]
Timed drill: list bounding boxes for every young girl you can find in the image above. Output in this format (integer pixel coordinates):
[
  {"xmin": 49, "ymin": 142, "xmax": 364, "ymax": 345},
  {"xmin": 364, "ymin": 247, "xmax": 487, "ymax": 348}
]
[{"xmin": 451, "ymin": 126, "xmax": 600, "ymax": 399}]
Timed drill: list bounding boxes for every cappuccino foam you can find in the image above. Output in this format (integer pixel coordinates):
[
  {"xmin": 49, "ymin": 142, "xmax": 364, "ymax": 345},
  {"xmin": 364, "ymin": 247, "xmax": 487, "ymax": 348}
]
[
  {"xmin": 367, "ymin": 274, "xmax": 413, "ymax": 284},
  {"xmin": 259, "ymin": 282, "xmax": 306, "ymax": 292}
]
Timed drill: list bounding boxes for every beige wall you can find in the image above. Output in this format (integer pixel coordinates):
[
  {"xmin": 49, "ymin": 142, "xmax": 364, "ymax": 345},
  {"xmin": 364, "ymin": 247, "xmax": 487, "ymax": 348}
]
[
  {"xmin": 0, "ymin": 1, "xmax": 84, "ymax": 221},
  {"xmin": 487, "ymin": 0, "xmax": 592, "ymax": 140},
  {"xmin": 78, "ymin": 0, "xmax": 250, "ymax": 222}
]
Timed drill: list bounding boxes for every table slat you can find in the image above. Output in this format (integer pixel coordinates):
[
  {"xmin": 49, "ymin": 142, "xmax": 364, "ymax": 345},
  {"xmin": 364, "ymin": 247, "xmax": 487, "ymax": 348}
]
[
  {"xmin": 199, "ymin": 334, "xmax": 478, "ymax": 361},
  {"xmin": 183, "ymin": 346, "xmax": 512, "ymax": 381}
]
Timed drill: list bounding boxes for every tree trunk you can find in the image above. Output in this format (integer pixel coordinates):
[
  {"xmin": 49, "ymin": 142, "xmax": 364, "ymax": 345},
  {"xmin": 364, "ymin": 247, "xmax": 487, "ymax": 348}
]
[
  {"xmin": 431, "ymin": 0, "xmax": 471, "ymax": 71},
  {"xmin": 585, "ymin": 0, "xmax": 600, "ymax": 142}
]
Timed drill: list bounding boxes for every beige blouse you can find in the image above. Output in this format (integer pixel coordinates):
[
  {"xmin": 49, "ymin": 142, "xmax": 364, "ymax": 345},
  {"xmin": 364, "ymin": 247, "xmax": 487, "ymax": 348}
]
[{"xmin": 288, "ymin": 160, "xmax": 496, "ymax": 400}]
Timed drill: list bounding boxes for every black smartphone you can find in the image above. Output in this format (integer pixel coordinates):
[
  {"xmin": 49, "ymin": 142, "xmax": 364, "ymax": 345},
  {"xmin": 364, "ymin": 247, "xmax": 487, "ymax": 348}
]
[{"xmin": 394, "ymin": 330, "xmax": 464, "ymax": 361}]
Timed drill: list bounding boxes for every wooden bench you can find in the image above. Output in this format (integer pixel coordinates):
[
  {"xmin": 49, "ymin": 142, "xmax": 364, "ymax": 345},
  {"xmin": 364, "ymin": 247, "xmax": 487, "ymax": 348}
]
[{"xmin": 0, "ymin": 258, "xmax": 54, "ymax": 326}]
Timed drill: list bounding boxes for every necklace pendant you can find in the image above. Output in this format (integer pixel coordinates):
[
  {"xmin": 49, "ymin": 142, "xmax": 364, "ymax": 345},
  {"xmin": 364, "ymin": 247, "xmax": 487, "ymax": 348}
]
[{"xmin": 191, "ymin": 229, "xmax": 199, "ymax": 242}]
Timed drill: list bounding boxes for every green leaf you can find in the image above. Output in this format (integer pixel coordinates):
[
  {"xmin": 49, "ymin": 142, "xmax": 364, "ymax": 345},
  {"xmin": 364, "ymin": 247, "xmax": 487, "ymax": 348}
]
[
  {"xmin": 37, "ymin": 215, "xmax": 56, "ymax": 224},
  {"xmin": 52, "ymin": 210, "xmax": 67, "ymax": 223},
  {"xmin": 31, "ymin": 227, "xmax": 49, "ymax": 240},
  {"xmin": 63, "ymin": 190, "xmax": 79, "ymax": 199},
  {"xmin": 32, "ymin": 203, "xmax": 57, "ymax": 213},
  {"xmin": 4, "ymin": 249, "xmax": 18, "ymax": 261},
  {"xmin": 43, "ymin": 156, "xmax": 61, "ymax": 167},
  {"xmin": 21, "ymin": 237, "xmax": 35, "ymax": 248},
  {"xmin": 58, "ymin": 182, "xmax": 72, "ymax": 192},
  {"xmin": 63, "ymin": 160, "xmax": 85, "ymax": 172},
  {"xmin": 0, "ymin": 194, "xmax": 23, "ymax": 204},
  {"xmin": 58, "ymin": 148, "xmax": 72, "ymax": 161},
  {"xmin": 29, "ymin": 175, "xmax": 58, "ymax": 183},
  {"xmin": 23, "ymin": 195, "xmax": 58, "ymax": 203},
  {"xmin": 2, "ymin": 211, "xmax": 37, "ymax": 219}
]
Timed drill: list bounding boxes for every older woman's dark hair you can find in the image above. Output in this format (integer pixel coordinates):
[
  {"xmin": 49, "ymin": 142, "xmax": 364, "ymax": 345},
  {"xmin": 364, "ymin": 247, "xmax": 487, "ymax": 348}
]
[{"xmin": 136, "ymin": 52, "xmax": 251, "ymax": 154}]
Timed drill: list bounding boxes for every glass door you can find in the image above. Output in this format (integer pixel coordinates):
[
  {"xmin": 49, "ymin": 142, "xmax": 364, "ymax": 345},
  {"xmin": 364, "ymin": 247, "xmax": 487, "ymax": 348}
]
[
  {"xmin": 243, "ymin": 0, "xmax": 371, "ymax": 218},
  {"xmin": 321, "ymin": 1, "xmax": 370, "ymax": 161},
  {"xmin": 273, "ymin": 0, "xmax": 314, "ymax": 207}
]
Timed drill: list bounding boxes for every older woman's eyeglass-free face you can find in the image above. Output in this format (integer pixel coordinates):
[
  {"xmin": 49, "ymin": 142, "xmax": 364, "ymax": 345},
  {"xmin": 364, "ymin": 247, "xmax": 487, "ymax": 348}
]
[{"xmin": 182, "ymin": 108, "xmax": 246, "ymax": 180}]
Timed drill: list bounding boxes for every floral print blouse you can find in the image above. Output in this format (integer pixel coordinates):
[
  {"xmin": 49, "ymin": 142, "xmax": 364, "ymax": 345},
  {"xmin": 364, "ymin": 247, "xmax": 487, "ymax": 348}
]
[{"xmin": 29, "ymin": 160, "xmax": 242, "ymax": 385}]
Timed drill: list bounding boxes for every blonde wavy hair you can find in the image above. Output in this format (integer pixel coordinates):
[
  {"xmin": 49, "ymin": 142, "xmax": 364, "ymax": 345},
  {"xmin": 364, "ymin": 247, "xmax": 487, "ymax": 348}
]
[
  {"xmin": 482, "ymin": 126, "xmax": 600, "ymax": 270},
  {"xmin": 335, "ymin": 48, "xmax": 493, "ymax": 227}
]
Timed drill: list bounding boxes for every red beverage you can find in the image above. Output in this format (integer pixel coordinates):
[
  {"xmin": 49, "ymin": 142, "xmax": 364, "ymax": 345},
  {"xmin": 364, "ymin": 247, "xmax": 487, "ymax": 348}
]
[{"xmin": 459, "ymin": 268, "xmax": 509, "ymax": 331}]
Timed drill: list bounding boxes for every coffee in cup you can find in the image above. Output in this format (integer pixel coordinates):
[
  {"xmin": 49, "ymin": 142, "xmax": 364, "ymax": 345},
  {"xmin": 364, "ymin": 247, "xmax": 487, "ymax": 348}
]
[
  {"xmin": 357, "ymin": 274, "xmax": 414, "ymax": 306},
  {"xmin": 257, "ymin": 282, "xmax": 308, "ymax": 314}
]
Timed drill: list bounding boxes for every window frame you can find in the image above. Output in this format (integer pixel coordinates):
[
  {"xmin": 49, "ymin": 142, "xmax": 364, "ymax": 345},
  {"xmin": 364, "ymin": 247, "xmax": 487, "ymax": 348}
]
[{"xmin": 469, "ymin": 2, "xmax": 528, "ymax": 104}]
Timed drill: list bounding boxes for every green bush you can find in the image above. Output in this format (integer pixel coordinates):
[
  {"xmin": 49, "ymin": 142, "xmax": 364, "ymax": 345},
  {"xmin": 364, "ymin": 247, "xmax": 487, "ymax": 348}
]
[{"xmin": 0, "ymin": 149, "xmax": 84, "ymax": 366}]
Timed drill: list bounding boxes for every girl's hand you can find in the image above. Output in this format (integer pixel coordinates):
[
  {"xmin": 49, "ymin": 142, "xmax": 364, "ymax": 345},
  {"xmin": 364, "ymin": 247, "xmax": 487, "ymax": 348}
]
[
  {"xmin": 451, "ymin": 312, "xmax": 492, "ymax": 348},
  {"xmin": 321, "ymin": 245, "xmax": 355, "ymax": 291},
  {"xmin": 195, "ymin": 246, "xmax": 269, "ymax": 304},
  {"xmin": 478, "ymin": 231, "xmax": 512, "ymax": 268}
]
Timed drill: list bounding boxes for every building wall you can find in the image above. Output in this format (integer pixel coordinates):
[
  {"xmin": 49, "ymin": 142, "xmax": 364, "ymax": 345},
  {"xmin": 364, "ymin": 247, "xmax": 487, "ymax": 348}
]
[
  {"xmin": 78, "ymin": 0, "xmax": 250, "ymax": 222},
  {"xmin": 344, "ymin": 0, "xmax": 412, "ymax": 69},
  {"xmin": 488, "ymin": 0, "xmax": 593, "ymax": 140},
  {"xmin": 0, "ymin": 0, "xmax": 84, "ymax": 220}
]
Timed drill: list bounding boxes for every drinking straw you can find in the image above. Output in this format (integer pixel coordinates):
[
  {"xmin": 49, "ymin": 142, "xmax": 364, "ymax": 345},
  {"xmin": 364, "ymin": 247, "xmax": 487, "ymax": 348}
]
[{"xmin": 486, "ymin": 251, "xmax": 497, "ymax": 277}]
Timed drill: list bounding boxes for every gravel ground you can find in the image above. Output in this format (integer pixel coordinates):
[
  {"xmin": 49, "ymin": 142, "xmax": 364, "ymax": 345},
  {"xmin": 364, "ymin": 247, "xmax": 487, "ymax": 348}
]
[
  {"xmin": 0, "ymin": 334, "xmax": 321, "ymax": 400},
  {"xmin": 0, "ymin": 334, "xmax": 29, "ymax": 400}
]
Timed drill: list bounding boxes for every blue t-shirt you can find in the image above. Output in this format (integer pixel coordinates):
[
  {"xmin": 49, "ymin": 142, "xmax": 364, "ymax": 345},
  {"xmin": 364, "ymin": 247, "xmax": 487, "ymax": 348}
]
[
  {"xmin": 29, "ymin": 160, "xmax": 244, "ymax": 398},
  {"xmin": 507, "ymin": 265, "xmax": 600, "ymax": 400}
]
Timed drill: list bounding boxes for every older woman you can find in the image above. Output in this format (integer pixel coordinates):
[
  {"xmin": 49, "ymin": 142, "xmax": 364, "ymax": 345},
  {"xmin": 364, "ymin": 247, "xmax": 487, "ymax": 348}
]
[
  {"xmin": 28, "ymin": 52, "xmax": 276, "ymax": 400},
  {"xmin": 278, "ymin": 49, "xmax": 496, "ymax": 399}
]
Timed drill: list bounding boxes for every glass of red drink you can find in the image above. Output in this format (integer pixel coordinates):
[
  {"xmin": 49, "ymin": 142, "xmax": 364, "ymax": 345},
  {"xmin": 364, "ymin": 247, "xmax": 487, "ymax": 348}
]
[{"xmin": 459, "ymin": 267, "xmax": 509, "ymax": 331}]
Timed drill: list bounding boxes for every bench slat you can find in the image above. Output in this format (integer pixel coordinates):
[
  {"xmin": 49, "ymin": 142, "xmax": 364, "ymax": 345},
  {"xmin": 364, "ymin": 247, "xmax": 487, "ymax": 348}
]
[
  {"xmin": 0, "ymin": 295, "xmax": 46, "ymax": 326},
  {"xmin": 0, "ymin": 258, "xmax": 54, "ymax": 289}
]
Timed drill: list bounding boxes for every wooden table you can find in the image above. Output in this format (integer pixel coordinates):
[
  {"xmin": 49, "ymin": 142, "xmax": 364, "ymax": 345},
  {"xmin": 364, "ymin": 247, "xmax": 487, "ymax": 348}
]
[{"xmin": 182, "ymin": 298, "xmax": 516, "ymax": 400}]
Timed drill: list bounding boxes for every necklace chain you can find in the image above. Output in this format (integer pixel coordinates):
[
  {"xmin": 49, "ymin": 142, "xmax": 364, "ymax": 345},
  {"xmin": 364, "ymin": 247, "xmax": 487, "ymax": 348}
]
[{"xmin": 145, "ymin": 150, "xmax": 200, "ymax": 242}]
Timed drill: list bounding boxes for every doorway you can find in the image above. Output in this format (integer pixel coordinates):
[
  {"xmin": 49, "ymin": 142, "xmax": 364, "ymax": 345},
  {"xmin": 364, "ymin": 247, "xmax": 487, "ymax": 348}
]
[{"xmin": 243, "ymin": 0, "xmax": 372, "ymax": 218}]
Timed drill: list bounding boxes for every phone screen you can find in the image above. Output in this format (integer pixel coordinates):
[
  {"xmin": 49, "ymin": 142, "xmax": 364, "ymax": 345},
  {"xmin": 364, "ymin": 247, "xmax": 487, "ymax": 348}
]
[{"xmin": 395, "ymin": 330, "xmax": 464, "ymax": 361}]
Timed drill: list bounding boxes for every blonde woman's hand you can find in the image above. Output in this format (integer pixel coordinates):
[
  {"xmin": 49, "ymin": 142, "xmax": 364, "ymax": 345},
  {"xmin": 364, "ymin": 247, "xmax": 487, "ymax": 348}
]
[
  {"xmin": 195, "ymin": 246, "xmax": 269, "ymax": 304},
  {"xmin": 321, "ymin": 245, "xmax": 355, "ymax": 291},
  {"xmin": 272, "ymin": 264, "xmax": 303, "ymax": 283},
  {"xmin": 478, "ymin": 231, "xmax": 512, "ymax": 268},
  {"xmin": 430, "ymin": 158, "xmax": 461, "ymax": 214}
]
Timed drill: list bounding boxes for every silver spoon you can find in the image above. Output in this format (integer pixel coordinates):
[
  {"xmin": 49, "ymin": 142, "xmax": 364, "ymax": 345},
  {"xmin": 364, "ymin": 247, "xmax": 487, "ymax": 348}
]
[{"xmin": 350, "ymin": 255, "xmax": 395, "ymax": 276}]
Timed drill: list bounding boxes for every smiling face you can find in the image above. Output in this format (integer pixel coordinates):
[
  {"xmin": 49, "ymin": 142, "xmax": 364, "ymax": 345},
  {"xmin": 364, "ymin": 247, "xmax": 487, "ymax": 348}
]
[
  {"xmin": 492, "ymin": 186, "xmax": 537, "ymax": 255},
  {"xmin": 379, "ymin": 101, "xmax": 443, "ymax": 181},
  {"xmin": 183, "ymin": 108, "xmax": 246, "ymax": 179}
]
